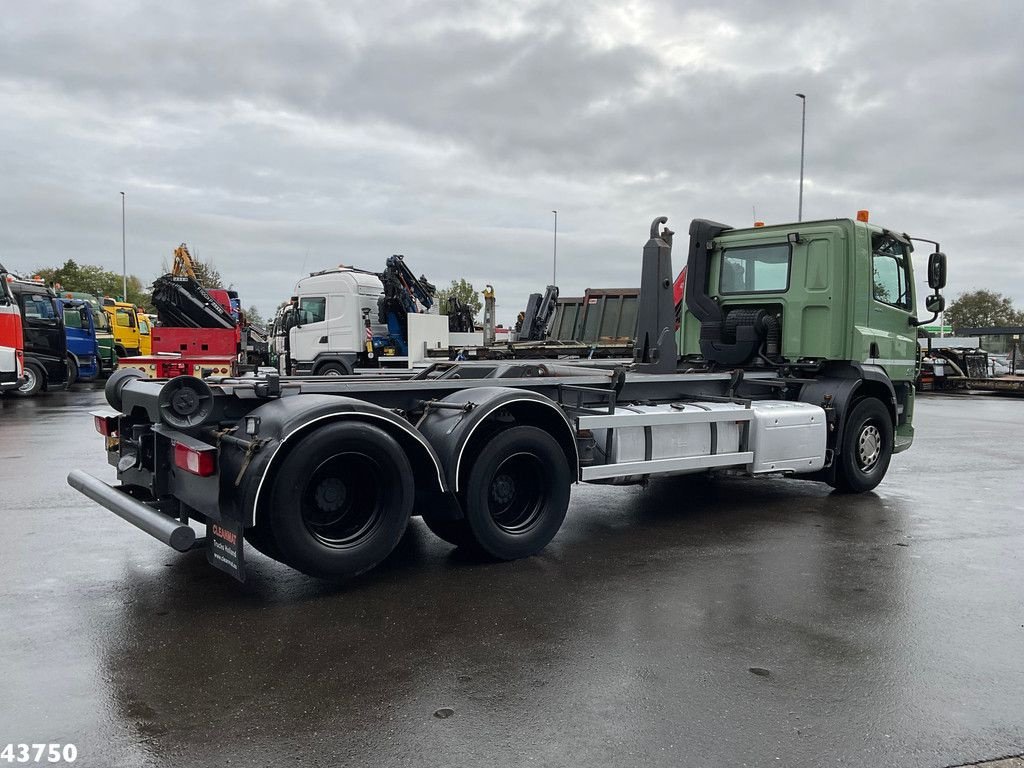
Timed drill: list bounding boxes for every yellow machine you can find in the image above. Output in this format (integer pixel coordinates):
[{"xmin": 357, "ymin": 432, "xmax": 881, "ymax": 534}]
[
  {"xmin": 172, "ymin": 243, "xmax": 197, "ymax": 278},
  {"xmin": 102, "ymin": 300, "xmax": 142, "ymax": 357}
]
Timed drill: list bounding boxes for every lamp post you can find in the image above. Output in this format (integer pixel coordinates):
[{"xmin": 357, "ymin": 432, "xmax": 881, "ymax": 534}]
[
  {"xmin": 551, "ymin": 210, "xmax": 558, "ymax": 286},
  {"xmin": 120, "ymin": 191, "xmax": 127, "ymax": 300},
  {"xmin": 795, "ymin": 93, "xmax": 806, "ymax": 222}
]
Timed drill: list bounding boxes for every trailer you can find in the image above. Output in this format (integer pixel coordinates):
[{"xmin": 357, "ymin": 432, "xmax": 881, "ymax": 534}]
[{"xmin": 69, "ymin": 213, "xmax": 949, "ymax": 582}]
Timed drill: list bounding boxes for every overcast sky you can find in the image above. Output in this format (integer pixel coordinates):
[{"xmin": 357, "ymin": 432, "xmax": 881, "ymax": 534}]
[{"xmin": 2, "ymin": 1, "xmax": 1022, "ymax": 324}]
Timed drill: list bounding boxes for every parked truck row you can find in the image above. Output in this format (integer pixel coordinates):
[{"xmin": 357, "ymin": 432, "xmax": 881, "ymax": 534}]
[{"xmin": 71, "ymin": 211, "xmax": 950, "ymax": 583}]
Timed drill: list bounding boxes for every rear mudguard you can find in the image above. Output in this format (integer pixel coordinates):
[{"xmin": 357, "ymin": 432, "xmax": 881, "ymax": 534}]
[
  {"xmin": 416, "ymin": 387, "xmax": 579, "ymax": 509},
  {"xmin": 224, "ymin": 394, "xmax": 448, "ymax": 528}
]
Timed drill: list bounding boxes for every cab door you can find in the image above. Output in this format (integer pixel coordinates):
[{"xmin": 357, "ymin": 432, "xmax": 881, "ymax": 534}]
[
  {"xmin": 865, "ymin": 233, "xmax": 917, "ymax": 384},
  {"xmin": 20, "ymin": 293, "xmax": 65, "ymax": 361},
  {"xmin": 289, "ymin": 295, "xmax": 328, "ymax": 364}
]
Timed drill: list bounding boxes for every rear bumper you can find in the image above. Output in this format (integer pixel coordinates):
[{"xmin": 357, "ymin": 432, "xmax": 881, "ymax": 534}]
[{"xmin": 66, "ymin": 469, "xmax": 196, "ymax": 552}]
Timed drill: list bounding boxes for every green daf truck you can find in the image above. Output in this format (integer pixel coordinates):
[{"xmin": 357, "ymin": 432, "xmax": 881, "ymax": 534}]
[{"xmin": 70, "ymin": 211, "xmax": 947, "ymax": 582}]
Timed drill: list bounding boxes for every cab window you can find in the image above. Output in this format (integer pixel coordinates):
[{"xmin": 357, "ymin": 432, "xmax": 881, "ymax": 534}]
[
  {"xmin": 720, "ymin": 244, "xmax": 791, "ymax": 294},
  {"xmin": 139, "ymin": 318, "xmax": 150, "ymax": 334},
  {"xmin": 23, "ymin": 295, "xmax": 56, "ymax": 320},
  {"xmin": 872, "ymin": 237, "xmax": 912, "ymax": 310},
  {"xmin": 298, "ymin": 297, "xmax": 326, "ymax": 324},
  {"xmin": 115, "ymin": 309, "xmax": 135, "ymax": 328}
]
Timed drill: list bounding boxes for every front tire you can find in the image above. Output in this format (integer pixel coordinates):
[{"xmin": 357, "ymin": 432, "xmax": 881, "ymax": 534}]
[
  {"xmin": 459, "ymin": 426, "xmax": 571, "ymax": 560},
  {"xmin": 267, "ymin": 421, "xmax": 414, "ymax": 578},
  {"xmin": 66, "ymin": 356, "xmax": 78, "ymax": 387},
  {"xmin": 316, "ymin": 360, "xmax": 352, "ymax": 376},
  {"xmin": 15, "ymin": 362, "xmax": 44, "ymax": 397},
  {"xmin": 832, "ymin": 398, "xmax": 893, "ymax": 493}
]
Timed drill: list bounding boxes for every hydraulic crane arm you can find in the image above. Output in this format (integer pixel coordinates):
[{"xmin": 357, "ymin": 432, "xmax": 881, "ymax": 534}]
[{"xmin": 172, "ymin": 244, "xmax": 197, "ymax": 279}]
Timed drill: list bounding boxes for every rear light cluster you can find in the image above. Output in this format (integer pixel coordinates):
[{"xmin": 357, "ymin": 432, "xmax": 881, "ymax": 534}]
[
  {"xmin": 173, "ymin": 442, "xmax": 217, "ymax": 477},
  {"xmin": 94, "ymin": 415, "xmax": 118, "ymax": 436}
]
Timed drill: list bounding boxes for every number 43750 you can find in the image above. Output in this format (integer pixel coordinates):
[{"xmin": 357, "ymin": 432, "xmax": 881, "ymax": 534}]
[{"xmin": 0, "ymin": 745, "xmax": 77, "ymax": 764}]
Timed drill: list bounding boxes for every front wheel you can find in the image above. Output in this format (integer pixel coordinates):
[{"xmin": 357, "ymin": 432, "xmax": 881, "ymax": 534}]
[
  {"xmin": 832, "ymin": 398, "xmax": 893, "ymax": 493},
  {"xmin": 15, "ymin": 362, "xmax": 44, "ymax": 397},
  {"xmin": 267, "ymin": 421, "xmax": 414, "ymax": 578},
  {"xmin": 66, "ymin": 356, "xmax": 78, "ymax": 387},
  {"xmin": 459, "ymin": 426, "xmax": 572, "ymax": 560},
  {"xmin": 316, "ymin": 360, "xmax": 352, "ymax": 376}
]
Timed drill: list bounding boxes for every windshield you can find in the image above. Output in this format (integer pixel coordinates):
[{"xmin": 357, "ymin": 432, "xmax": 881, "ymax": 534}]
[
  {"xmin": 63, "ymin": 306, "xmax": 89, "ymax": 330},
  {"xmin": 91, "ymin": 304, "xmax": 109, "ymax": 330}
]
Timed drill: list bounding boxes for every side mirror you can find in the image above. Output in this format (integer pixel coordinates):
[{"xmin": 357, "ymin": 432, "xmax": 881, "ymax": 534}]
[
  {"xmin": 927, "ymin": 251, "xmax": 947, "ymax": 290},
  {"xmin": 925, "ymin": 294, "xmax": 945, "ymax": 314}
]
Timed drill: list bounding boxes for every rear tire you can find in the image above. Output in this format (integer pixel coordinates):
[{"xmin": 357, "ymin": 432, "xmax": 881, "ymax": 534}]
[
  {"xmin": 267, "ymin": 421, "xmax": 414, "ymax": 578},
  {"xmin": 15, "ymin": 362, "xmax": 44, "ymax": 397},
  {"xmin": 832, "ymin": 397, "xmax": 893, "ymax": 493},
  {"xmin": 459, "ymin": 426, "xmax": 571, "ymax": 560}
]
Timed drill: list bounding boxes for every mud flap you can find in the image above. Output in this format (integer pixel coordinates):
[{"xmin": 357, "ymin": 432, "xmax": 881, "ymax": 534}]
[{"xmin": 207, "ymin": 518, "xmax": 246, "ymax": 582}]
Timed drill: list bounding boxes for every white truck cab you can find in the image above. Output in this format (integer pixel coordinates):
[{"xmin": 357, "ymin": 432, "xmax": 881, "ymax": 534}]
[{"xmin": 287, "ymin": 268, "xmax": 386, "ymax": 376}]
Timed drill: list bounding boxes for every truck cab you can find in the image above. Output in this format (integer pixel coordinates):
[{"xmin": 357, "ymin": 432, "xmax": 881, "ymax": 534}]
[
  {"xmin": 56, "ymin": 298, "xmax": 101, "ymax": 383},
  {"xmin": 61, "ymin": 292, "xmax": 117, "ymax": 376},
  {"xmin": 287, "ymin": 268, "xmax": 387, "ymax": 375},
  {"xmin": 103, "ymin": 299, "xmax": 142, "ymax": 358},
  {"xmin": 678, "ymin": 214, "xmax": 933, "ymax": 453},
  {"xmin": 137, "ymin": 312, "xmax": 153, "ymax": 356},
  {"xmin": 8, "ymin": 278, "xmax": 67, "ymax": 397},
  {"xmin": 0, "ymin": 266, "xmax": 24, "ymax": 393}
]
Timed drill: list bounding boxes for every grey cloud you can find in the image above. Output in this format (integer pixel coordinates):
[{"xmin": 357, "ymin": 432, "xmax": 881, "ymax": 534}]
[{"xmin": 0, "ymin": 0, "xmax": 1022, "ymax": 322}]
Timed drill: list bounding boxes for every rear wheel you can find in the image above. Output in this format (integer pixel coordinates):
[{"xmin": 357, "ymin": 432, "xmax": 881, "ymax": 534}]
[
  {"xmin": 459, "ymin": 426, "xmax": 571, "ymax": 560},
  {"xmin": 267, "ymin": 421, "xmax": 414, "ymax": 578},
  {"xmin": 15, "ymin": 362, "xmax": 44, "ymax": 397},
  {"xmin": 832, "ymin": 398, "xmax": 893, "ymax": 493}
]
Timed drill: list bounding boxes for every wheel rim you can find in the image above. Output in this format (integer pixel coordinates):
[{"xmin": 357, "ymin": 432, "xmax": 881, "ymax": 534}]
[
  {"xmin": 323, "ymin": 368, "xmax": 342, "ymax": 377},
  {"xmin": 856, "ymin": 423, "xmax": 882, "ymax": 471},
  {"xmin": 300, "ymin": 452, "xmax": 385, "ymax": 547},
  {"xmin": 487, "ymin": 452, "xmax": 546, "ymax": 534},
  {"xmin": 18, "ymin": 368, "xmax": 37, "ymax": 393}
]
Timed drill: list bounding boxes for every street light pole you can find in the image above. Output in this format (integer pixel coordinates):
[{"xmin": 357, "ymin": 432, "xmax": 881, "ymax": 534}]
[
  {"xmin": 551, "ymin": 210, "xmax": 558, "ymax": 286},
  {"xmin": 795, "ymin": 93, "xmax": 806, "ymax": 222},
  {"xmin": 120, "ymin": 191, "xmax": 127, "ymax": 300}
]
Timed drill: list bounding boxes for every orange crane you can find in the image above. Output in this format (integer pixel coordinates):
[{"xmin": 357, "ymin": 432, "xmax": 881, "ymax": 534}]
[{"xmin": 171, "ymin": 244, "xmax": 197, "ymax": 279}]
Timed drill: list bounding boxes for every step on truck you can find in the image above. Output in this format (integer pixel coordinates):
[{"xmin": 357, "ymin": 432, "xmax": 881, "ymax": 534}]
[{"xmin": 69, "ymin": 213, "xmax": 948, "ymax": 582}]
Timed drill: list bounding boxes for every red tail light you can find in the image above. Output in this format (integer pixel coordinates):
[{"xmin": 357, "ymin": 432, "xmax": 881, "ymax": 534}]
[
  {"xmin": 173, "ymin": 442, "xmax": 217, "ymax": 476},
  {"xmin": 94, "ymin": 415, "xmax": 119, "ymax": 436}
]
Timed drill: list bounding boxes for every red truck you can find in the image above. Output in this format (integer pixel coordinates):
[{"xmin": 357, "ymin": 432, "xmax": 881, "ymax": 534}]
[{"xmin": 1, "ymin": 265, "xmax": 25, "ymax": 393}]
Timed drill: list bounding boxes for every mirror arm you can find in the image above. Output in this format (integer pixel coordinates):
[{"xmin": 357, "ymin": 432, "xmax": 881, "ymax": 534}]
[{"xmin": 910, "ymin": 311, "xmax": 940, "ymax": 328}]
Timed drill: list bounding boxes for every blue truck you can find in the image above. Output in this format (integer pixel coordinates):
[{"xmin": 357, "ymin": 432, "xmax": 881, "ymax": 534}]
[{"xmin": 56, "ymin": 297, "xmax": 100, "ymax": 384}]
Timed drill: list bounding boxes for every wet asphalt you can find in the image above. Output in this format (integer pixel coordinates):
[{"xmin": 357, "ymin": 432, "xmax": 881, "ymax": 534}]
[{"xmin": 0, "ymin": 386, "xmax": 1022, "ymax": 768}]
